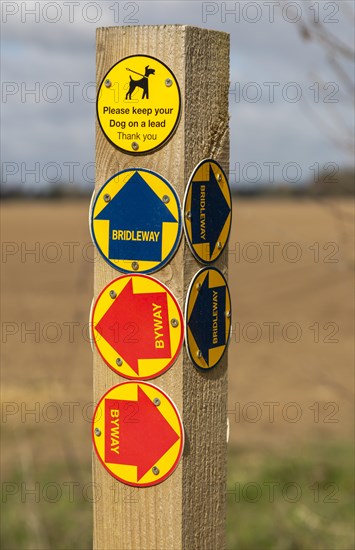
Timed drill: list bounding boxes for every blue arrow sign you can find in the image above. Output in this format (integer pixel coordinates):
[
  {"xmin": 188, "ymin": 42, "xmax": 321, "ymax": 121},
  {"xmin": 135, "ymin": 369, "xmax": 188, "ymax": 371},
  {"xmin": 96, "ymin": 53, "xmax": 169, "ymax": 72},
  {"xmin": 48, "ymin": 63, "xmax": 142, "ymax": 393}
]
[
  {"xmin": 188, "ymin": 269, "xmax": 226, "ymax": 364},
  {"xmin": 95, "ymin": 171, "xmax": 177, "ymax": 262},
  {"xmin": 190, "ymin": 164, "xmax": 231, "ymax": 256}
]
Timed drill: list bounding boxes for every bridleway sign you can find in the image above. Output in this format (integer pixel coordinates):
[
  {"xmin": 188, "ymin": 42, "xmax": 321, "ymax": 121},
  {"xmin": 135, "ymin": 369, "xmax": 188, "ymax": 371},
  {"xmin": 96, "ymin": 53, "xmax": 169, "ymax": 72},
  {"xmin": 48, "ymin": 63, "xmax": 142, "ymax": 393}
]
[{"xmin": 91, "ymin": 168, "xmax": 182, "ymax": 274}]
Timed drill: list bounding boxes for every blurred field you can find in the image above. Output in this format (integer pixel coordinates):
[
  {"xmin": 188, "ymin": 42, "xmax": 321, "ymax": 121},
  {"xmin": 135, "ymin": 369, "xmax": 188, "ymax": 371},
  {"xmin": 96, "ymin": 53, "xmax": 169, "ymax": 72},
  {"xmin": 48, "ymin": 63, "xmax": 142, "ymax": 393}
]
[{"xmin": 1, "ymin": 198, "xmax": 354, "ymax": 549}]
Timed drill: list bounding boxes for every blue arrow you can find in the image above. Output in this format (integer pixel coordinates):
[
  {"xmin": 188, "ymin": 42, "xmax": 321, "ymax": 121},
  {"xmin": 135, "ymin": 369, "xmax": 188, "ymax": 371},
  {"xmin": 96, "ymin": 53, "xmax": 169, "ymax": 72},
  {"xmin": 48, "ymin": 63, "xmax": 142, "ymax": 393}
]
[
  {"xmin": 188, "ymin": 271, "xmax": 226, "ymax": 364},
  {"xmin": 95, "ymin": 171, "xmax": 177, "ymax": 261},
  {"xmin": 191, "ymin": 165, "xmax": 230, "ymax": 256}
]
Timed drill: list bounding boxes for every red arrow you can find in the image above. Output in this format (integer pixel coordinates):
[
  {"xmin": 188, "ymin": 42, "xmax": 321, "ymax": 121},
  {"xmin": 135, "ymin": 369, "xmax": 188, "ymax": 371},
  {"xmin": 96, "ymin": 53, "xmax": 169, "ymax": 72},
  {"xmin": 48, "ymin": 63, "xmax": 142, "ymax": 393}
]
[
  {"xmin": 95, "ymin": 278, "xmax": 172, "ymax": 374},
  {"xmin": 104, "ymin": 386, "xmax": 180, "ymax": 480}
]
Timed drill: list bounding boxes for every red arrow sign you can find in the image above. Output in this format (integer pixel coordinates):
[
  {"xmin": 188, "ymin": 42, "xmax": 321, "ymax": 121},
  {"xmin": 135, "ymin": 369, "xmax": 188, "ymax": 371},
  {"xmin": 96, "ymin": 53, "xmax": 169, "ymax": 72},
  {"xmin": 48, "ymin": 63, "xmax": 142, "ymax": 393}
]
[
  {"xmin": 95, "ymin": 278, "xmax": 172, "ymax": 374},
  {"xmin": 104, "ymin": 386, "xmax": 179, "ymax": 480}
]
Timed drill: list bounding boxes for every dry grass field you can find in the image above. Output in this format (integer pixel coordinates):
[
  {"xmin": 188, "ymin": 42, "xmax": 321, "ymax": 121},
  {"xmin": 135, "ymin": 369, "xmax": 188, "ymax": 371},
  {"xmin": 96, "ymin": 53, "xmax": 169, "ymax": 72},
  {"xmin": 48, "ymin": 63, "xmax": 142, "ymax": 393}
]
[{"xmin": 1, "ymin": 198, "xmax": 354, "ymax": 549}]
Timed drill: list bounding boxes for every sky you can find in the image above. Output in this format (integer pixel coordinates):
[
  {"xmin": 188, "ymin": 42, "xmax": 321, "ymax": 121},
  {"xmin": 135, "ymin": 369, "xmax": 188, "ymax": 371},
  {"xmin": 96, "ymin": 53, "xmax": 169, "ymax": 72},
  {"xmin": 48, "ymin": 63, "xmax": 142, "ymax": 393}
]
[{"xmin": 1, "ymin": 0, "xmax": 354, "ymax": 190}]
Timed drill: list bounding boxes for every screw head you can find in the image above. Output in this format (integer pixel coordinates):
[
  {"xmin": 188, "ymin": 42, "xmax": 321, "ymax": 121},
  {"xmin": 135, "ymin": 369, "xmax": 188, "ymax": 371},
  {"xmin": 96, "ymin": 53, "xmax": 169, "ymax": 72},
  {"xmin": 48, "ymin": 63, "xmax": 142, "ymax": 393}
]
[
  {"xmin": 109, "ymin": 290, "xmax": 117, "ymax": 299},
  {"xmin": 170, "ymin": 318, "xmax": 179, "ymax": 328},
  {"xmin": 165, "ymin": 78, "xmax": 173, "ymax": 87},
  {"xmin": 94, "ymin": 428, "xmax": 101, "ymax": 436},
  {"xmin": 226, "ymin": 310, "xmax": 231, "ymax": 318},
  {"xmin": 131, "ymin": 261, "xmax": 139, "ymax": 271},
  {"xmin": 196, "ymin": 283, "xmax": 201, "ymax": 291},
  {"xmin": 153, "ymin": 398, "xmax": 161, "ymax": 406},
  {"xmin": 104, "ymin": 79, "xmax": 111, "ymax": 88},
  {"xmin": 116, "ymin": 358, "xmax": 123, "ymax": 367},
  {"xmin": 186, "ymin": 211, "xmax": 192, "ymax": 220},
  {"xmin": 217, "ymin": 241, "xmax": 222, "ymax": 250},
  {"xmin": 162, "ymin": 195, "xmax": 170, "ymax": 204},
  {"xmin": 217, "ymin": 173, "xmax": 222, "ymax": 182},
  {"xmin": 103, "ymin": 194, "xmax": 111, "ymax": 202},
  {"xmin": 152, "ymin": 466, "xmax": 160, "ymax": 475},
  {"xmin": 197, "ymin": 350, "xmax": 202, "ymax": 358},
  {"xmin": 131, "ymin": 141, "xmax": 139, "ymax": 151}
]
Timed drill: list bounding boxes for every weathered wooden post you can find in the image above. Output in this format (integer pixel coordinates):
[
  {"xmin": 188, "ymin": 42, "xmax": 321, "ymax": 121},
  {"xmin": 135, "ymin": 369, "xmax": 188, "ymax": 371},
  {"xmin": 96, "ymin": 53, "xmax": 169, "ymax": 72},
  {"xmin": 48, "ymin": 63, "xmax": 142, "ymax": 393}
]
[{"xmin": 92, "ymin": 25, "xmax": 230, "ymax": 550}]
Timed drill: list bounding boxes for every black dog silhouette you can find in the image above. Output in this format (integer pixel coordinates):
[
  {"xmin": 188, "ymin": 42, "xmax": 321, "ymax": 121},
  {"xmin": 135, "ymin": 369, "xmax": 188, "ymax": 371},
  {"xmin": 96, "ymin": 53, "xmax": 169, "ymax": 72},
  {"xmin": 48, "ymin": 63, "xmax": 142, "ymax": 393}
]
[{"xmin": 125, "ymin": 66, "xmax": 155, "ymax": 100}]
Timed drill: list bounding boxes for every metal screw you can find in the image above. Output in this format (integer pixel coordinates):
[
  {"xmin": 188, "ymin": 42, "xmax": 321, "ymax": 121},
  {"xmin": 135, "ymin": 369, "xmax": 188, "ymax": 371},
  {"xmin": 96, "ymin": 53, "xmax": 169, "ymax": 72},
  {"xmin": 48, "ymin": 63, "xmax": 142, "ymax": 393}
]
[
  {"xmin": 225, "ymin": 311, "xmax": 231, "ymax": 318},
  {"xmin": 131, "ymin": 142, "xmax": 139, "ymax": 151},
  {"xmin": 109, "ymin": 290, "xmax": 117, "ymax": 299},
  {"xmin": 131, "ymin": 261, "xmax": 139, "ymax": 271},
  {"xmin": 217, "ymin": 173, "xmax": 222, "ymax": 182},
  {"xmin": 103, "ymin": 194, "xmax": 111, "ymax": 202},
  {"xmin": 152, "ymin": 466, "xmax": 160, "ymax": 475},
  {"xmin": 186, "ymin": 211, "xmax": 192, "ymax": 220},
  {"xmin": 153, "ymin": 398, "xmax": 161, "ymax": 406},
  {"xmin": 94, "ymin": 428, "xmax": 101, "ymax": 436},
  {"xmin": 165, "ymin": 78, "xmax": 172, "ymax": 87},
  {"xmin": 217, "ymin": 241, "xmax": 222, "ymax": 250},
  {"xmin": 116, "ymin": 358, "xmax": 123, "ymax": 367},
  {"xmin": 196, "ymin": 283, "xmax": 201, "ymax": 291},
  {"xmin": 162, "ymin": 195, "xmax": 170, "ymax": 204},
  {"xmin": 171, "ymin": 318, "xmax": 179, "ymax": 328},
  {"xmin": 105, "ymin": 79, "xmax": 111, "ymax": 88},
  {"xmin": 197, "ymin": 350, "xmax": 202, "ymax": 358}
]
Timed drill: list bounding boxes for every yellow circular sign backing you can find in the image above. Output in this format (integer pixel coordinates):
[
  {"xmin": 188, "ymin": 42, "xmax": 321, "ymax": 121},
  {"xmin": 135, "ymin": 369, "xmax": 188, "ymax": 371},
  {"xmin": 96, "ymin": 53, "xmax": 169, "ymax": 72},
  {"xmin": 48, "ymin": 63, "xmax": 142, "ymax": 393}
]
[
  {"xmin": 91, "ymin": 169, "xmax": 182, "ymax": 274},
  {"xmin": 97, "ymin": 54, "xmax": 181, "ymax": 154},
  {"xmin": 92, "ymin": 382, "xmax": 184, "ymax": 487},
  {"xmin": 185, "ymin": 267, "xmax": 231, "ymax": 369},
  {"xmin": 183, "ymin": 159, "xmax": 232, "ymax": 264},
  {"xmin": 92, "ymin": 275, "xmax": 184, "ymax": 380}
]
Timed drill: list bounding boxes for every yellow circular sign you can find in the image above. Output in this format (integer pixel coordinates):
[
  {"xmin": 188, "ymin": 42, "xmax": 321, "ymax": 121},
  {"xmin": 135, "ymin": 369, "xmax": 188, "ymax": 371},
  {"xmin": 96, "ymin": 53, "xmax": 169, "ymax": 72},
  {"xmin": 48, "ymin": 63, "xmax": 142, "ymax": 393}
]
[
  {"xmin": 90, "ymin": 169, "xmax": 182, "ymax": 274},
  {"xmin": 183, "ymin": 159, "xmax": 232, "ymax": 264},
  {"xmin": 92, "ymin": 382, "xmax": 184, "ymax": 487},
  {"xmin": 97, "ymin": 54, "xmax": 181, "ymax": 154},
  {"xmin": 91, "ymin": 275, "xmax": 184, "ymax": 380},
  {"xmin": 185, "ymin": 267, "xmax": 231, "ymax": 370}
]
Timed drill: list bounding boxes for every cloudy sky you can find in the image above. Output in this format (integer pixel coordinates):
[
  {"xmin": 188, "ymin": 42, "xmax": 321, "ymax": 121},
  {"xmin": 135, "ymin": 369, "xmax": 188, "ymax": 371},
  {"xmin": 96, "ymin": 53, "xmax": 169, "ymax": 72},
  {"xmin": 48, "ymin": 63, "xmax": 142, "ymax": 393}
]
[{"xmin": 1, "ymin": 0, "xmax": 354, "ymax": 190}]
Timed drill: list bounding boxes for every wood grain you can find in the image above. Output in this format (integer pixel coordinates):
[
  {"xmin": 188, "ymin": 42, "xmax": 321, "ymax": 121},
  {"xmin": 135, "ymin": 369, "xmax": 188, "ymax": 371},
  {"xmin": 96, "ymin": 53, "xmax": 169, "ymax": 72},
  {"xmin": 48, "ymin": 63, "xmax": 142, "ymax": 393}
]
[{"xmin": 94, "ymin": 25, "xmax": 229, "ymax": 550}]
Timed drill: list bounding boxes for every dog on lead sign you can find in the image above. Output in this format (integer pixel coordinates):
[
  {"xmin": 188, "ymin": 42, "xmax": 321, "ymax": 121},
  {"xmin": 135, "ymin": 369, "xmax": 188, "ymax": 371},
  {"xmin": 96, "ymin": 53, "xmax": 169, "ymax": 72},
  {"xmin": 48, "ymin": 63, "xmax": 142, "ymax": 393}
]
[{"xmin": 97, "ymin": 54, "xmax": 181, "ymax": 154}]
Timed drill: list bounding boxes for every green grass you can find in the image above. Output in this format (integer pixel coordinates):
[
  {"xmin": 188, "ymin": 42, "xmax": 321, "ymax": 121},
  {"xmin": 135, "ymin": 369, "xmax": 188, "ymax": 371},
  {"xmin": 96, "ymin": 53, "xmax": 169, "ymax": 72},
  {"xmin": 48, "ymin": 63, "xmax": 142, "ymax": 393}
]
[
  {"xmin": 1, "ymin": 443, "xmax": 353, "ymax": 549},
  {"xmin": 1, "ymin": 462, "xmax": 93, "ymax": 550},
  {"xmin": 227, "ymin": 443, "xmax": 354, "ymax": 550}
]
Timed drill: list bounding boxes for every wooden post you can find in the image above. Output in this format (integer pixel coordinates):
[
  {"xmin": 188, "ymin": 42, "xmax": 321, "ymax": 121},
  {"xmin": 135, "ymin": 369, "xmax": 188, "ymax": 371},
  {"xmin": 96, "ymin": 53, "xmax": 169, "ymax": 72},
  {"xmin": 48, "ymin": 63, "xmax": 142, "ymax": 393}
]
[{"xmin": 94, "ymin": 25, "xmax": 230, "ymax": 550}]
